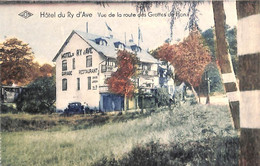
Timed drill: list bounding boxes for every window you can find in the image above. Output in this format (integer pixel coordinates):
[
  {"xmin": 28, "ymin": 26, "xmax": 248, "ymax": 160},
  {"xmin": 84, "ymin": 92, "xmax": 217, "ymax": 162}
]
[
  {"xmin": 142, "ymin": 64, "xmax": 151, "ymax": 71},
  {"xmin": 100, "ymin": 40, "xmax": 107, "ymax": 46},
  {"xmin": 62, "ymin": 79, "xmax": 67, "ymax": 91},
  {"xmin": 118, "ymin": 44, "xmax": 125, "ymax": 50},
  {"xmin": 147, "ymin": 65, "xmax": 151, "ymax": 71},
  {"xmin": 86, "ymin": 55, "xmax": 92, "ymax": 67},
  {"xmin": 88, "ymin": 77, "xmax": 91, "ymax": 90},
  {"xmin": 101, "ymin": 65, "xmax": 106, "ymax": 73},
  {"xmin": 72, "ymin": 58, "xmax": 75, "ymax": 69},
  {"xmin": 62, "ymin": 60, "xmax": 67, "ymax": 71},
  {"xmin": 114, "ymin": 42, "xmax": 125, "ymax": 50},
  {"xmin": 106, "ymin": 59, "xmax": 115, "ymax": 66},
  {"xmin": 95, "ymin": 38, "xmax": 107, "ymax": 46},
  {"xmin": 77, "ymin": 78, "xmax": 80, "ymax": 90},
  {"xmin": 131, "ymin": 45, "xmax": 141, "ymax": 52}
]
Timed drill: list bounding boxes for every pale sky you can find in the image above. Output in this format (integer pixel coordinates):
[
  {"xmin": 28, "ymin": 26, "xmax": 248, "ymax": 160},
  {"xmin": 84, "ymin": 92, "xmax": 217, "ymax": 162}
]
[{"xmin": 0, "ymin": 2, "xmax": 237, "ymax": 65}]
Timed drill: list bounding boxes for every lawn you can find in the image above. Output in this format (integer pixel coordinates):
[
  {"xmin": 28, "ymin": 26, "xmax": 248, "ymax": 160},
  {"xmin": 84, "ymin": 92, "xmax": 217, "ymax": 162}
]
[{"xmin": 1, "ymin": 103, "xmax": 239, "ymax": 166}]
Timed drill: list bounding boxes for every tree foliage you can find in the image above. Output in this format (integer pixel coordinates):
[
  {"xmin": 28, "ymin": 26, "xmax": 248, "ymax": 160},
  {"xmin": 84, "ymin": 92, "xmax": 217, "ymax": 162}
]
[
  {"xmin": 0, "ymin": 37, "xmax": 54, "ymax": 86},
  {"xmin": 199, "ymin": 62, "xmax": 224, "ymax": 94},
  {"xmin": 157, "ymin": 30, "xmax": 211, "ymax": 88},
  {"xmin": 153, "ymin": 88, "xmax": 171, "ymax": 107},
  {"xmin": 200, "ymin": 26, "xmax": 237, "ymax": 93},
  {"xmin": 16, "ymin": 76, "xmax": 56, "ymax": 114},
  {"xmin": 39, "ymin": 63, "xmax": 54, "ymax": 77},
  {"xmin": 134, "ymin": 1, "xmax": 202, "ymax": 39},
  {"xmin": 226, "ymin": 26, "xmax": 237, "ymax": 56},
  {"xmin": 0, "ymin": 38, "xmax": 37, "ymax": 85},
  {"xmin": 202, "ymin": 26, "xmax": 237, "ymax": 60},
  {"xmin": 202, "ymin": 28, "xmax": 216, "ymax": 60},
  {"xmin": 107, "ymin": 50, "xmax": 139, "ymax": 98}
]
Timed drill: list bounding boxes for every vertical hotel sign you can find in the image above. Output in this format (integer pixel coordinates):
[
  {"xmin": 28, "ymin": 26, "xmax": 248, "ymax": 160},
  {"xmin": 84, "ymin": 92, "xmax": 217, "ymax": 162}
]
[{"xmin": 61, "ymin": 52, "xmax": 74, "ymax": 76}]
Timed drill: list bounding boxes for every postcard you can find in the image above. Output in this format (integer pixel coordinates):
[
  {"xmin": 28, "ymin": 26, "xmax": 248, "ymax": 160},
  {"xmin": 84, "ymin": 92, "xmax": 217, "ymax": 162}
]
[{"xmin": 1, "ymin": 1, "xmax": 259, "ymax": 166}]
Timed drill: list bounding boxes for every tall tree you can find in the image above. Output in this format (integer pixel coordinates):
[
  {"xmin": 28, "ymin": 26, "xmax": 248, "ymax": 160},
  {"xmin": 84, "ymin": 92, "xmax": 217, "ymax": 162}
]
[
  {"xmin": 202, "ymin": 26, "xmax": 238, "ymax": 75},
  {"xmin": 212, "ymin": 1, "xmax": 240, "ymax": 129},
  {"xmin": 157, "ymin": 30, "xmax": 211, "ymax": 102},
  {"xmin": 226, "ymin": 27, "xmax": 237, "ymax": 56},
  {"xmin": 0, "ymin": 38, "xmax": 39, "ymax": 86},
  {"xmin": 202, "ymin": 28, "xmax": 216, "ymax": 60},
  {"xmin": 106, "ymin": 50, "xmax": 139, "ymax": 111}
]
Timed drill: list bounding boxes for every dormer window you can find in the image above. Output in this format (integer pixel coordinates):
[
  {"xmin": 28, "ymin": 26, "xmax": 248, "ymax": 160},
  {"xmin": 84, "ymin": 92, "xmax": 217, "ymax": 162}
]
[
  {"xmin": 131, "ymin": 45, "xmax": 141, "ymax": 52},
  {"xmin": 114, "ymin": 42, "xmax": 125, "ymax": 50},
  {"xmin": 119, "ymin": 44, "xmax": 124, "ymax": 49},
  {"xmin": 100, "ymin": 40, "xmax": 107, "ymax": 46},
  {"xmin": 95, "ymin": 38, "xmax": 107, "ymax": 46}
]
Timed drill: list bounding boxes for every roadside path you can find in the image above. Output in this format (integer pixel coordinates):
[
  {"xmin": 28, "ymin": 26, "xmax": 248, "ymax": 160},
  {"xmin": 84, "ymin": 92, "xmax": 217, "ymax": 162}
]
[{"xmin": 199, "ymin": 95, "xmax": 229, "ymax": 105}]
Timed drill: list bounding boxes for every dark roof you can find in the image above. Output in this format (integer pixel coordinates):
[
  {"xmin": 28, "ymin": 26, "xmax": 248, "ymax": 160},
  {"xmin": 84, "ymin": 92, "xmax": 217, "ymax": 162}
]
[{"xmin": 53, "ymin": 30, "xmax": 158, "ymax": 63}]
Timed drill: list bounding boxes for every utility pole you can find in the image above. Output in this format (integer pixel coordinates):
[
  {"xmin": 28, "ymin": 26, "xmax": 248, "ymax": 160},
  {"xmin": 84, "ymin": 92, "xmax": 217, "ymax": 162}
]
[{"xmin": 205, "ymin": 71, "xmax": 210, "ymax": 104}]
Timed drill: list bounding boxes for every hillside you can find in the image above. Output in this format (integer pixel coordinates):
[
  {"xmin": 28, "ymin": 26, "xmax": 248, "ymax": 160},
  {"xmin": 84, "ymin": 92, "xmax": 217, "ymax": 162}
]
[{"xmin": 2, "ymin": 102, "xmax": 239, "ymax": 166}]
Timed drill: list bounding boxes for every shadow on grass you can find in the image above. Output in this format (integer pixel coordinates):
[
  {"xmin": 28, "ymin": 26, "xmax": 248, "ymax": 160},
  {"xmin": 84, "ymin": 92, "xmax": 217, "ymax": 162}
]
[{"xmin": 93, "ymin": 136, "xmax": 239, "ymax": 166}]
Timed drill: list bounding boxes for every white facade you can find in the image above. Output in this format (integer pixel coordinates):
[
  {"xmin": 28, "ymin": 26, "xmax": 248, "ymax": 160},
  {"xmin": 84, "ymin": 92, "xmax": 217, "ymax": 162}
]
[
  {"xmin": 53, "ymin": 30, "xmax": 160, "ymax": 111},
  {"xmin": 55, "ymin": 33, "xmax": 103, "ymax": 110},
  {"xmin": 158, "ymin": 61, "xmax": 175, "ymax": 96}
]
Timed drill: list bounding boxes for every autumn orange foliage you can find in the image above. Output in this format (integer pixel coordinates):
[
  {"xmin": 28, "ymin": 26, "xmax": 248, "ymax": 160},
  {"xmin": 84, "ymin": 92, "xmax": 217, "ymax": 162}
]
[
  {"xmin": 1, "ymin": 38, "xmax": 54, "ymax": 86},
  {"xmin": 157, "ymin": 30, "xmax": 211, "ymax": 88},
  {"xmin": 106, "ymin": 50, "xmax": 139, "ymax": 98},
  {"xmin": 39, "ymin": 63, "xmax": 54, "ymax": 77}
]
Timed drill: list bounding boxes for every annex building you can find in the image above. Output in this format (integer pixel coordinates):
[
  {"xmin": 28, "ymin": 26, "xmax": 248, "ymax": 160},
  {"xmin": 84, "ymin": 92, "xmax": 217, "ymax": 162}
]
[{"xmin": 53, "ymin": 28, "xmax": 166, "ymax": 112}]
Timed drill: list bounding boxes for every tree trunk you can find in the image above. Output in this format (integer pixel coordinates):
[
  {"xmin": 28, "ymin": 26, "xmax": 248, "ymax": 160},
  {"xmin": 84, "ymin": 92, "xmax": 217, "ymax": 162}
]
[
  {"xmin": 141, "ymin": 96, "xmax": 144, "ymax": 113},
  {"xmin": 206, "ymin": 78, "xmax": 210, "ymax": 104},
  {"xmin": 191, "ymin": 85, "xmax": 199, "ymax": 103},
  {"xmin": 206, "ymin": 95, "xmax": 210, "ymax": 104},
  {"xmin": 198, "ymin": 86, "xmax": 201, "ymax": 103},
  {"xmin": 124, "ymin": 94, "xmax": 127, "ymax": 111},
  {"xmin": 212, "ymin": 1, "xmax": 231, "ymax": 74},
  {"xmin": 212, "ymin": 1, "xmax": 240, "ymax": 129},
  {"xmin": 135, "ymin": 96, "xmax": 137, "ymax": 111}
]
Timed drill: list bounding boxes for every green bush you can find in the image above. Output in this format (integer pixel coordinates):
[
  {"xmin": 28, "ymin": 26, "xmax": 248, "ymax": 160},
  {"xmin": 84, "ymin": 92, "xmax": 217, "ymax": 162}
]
[
  {"xmin": 199, "ymin": 63, "xmax": 224, "ymax": 95},
  {"xmin": 1, "ymin": 103, "xmax": 18, "ymax": 113},
  {"xmin": 137, "ymin": 87, "xmax": 171, "ymax": 109},
  {"xmin": 16, "ymin": 76, "xmax": 56, "ymax": 114},
  {"xmin": 138, "ymin": 96, "xmax": 156, "ymax": 109},
  {"xmin": 153, "ymin": 88, "xmax": 171, "ymax": 107},
  {"xmin": 93, "ymin": 136, "xmax": 239, "ymax": 166}
]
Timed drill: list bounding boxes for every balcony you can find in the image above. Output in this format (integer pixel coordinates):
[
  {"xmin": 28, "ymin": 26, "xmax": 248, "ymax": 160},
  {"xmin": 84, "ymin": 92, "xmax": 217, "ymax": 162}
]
[{"xmin": 101, "ymin": 65, "xmax": 117, "ymax": 73}]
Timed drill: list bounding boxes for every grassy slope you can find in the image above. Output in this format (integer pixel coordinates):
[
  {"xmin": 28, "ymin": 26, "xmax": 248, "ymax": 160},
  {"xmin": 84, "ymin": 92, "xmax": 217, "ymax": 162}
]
[{"xmin": 2, "ymin": 103, "xmax": 238, "ymax": 166}]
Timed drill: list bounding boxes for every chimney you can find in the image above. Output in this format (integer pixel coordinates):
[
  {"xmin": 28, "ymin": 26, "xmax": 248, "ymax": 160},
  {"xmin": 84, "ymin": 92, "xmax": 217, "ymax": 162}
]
[
  {"xmin": 86, "ymin": 22, "xmax": 88, "ymax": 33},
  {"xmin": 129, "ymin": 34, "xmax": 134, "ymax": 42}
]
